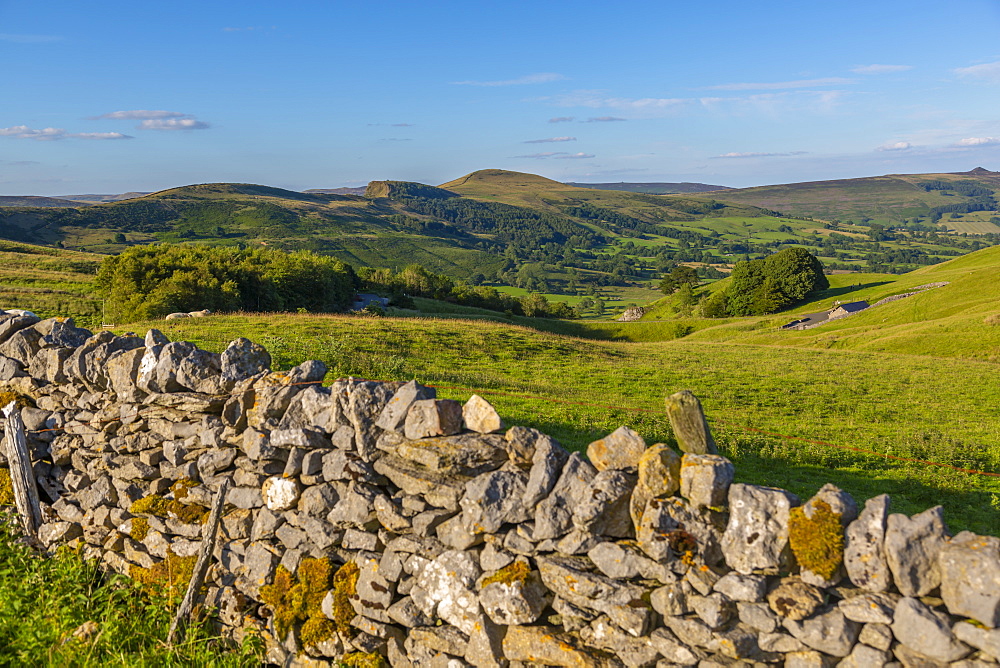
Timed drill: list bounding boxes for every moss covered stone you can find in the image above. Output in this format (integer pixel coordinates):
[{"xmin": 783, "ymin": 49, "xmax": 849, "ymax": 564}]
[
  {"xmin": 259, "ymin": 558, "xmax": 336, "ymax": 643},
  {"xmin": 129, "ymin": 549, "xmax": 198, "ymax": 601},
  {"xmin": 340, "ymin": 652, "xmax": 388, "ymax": 668},
  {"xmin": 129, "ymin": 517, "xmax": 150, "ymax": 541},
  {"xmin": 330, "ymin": 560, "xmax": 360, "ymax": 636},
  {"xmin": 481, "ymin": 559, "xmax": 530, "ymax": 588},
  {"xmin": 128, "ymin": 493, "xmax": 209, "ymax": 525},
  {"xmin": 0, "ymin": 468, "xmax": 14, "ymax": 506},
  {"xmin": 789, "ymin": 499, "xmax": 844, "ymax": 581}
]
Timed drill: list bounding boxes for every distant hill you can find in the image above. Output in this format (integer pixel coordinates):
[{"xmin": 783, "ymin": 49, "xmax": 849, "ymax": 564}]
[
  {"xmin": 0, "ymin": 195, "xmax": 90, "ymax": 208},
  {"xmin": 55, "ymin": 192, "xmax": 150, "ymax": 203},
  {"xmin": 707, "ymin": 167, "xmax": 1000, "ymax": 229},
  {"xmin": 304, "ymin": 187, "xmax": 367, "ymax": 196},
  {"xmin": 564, "ymin": 181, "xmax": 732, "ymax": 194}
]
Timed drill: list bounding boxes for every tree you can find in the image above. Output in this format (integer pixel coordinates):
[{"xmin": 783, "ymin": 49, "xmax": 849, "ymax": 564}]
[
  {"xmin": 725, "ymin": 247, "xmax": 828, "ymax": 316},
  {"xmin": 659, "ymin": 265, "xmax": 700, "ymax": 295},
  {"xmin": 113, "ymin": 232, "xmax": 127, "ymax": 244}
]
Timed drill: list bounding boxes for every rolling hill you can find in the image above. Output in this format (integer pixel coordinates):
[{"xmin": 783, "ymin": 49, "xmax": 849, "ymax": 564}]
[
  {"xmin": 705, "ymin": 167, "xmax": 1000, "ymax": 230},
  {"xmin": 564, "ymin": 181, "xmax": 732, "ymax": 194}
]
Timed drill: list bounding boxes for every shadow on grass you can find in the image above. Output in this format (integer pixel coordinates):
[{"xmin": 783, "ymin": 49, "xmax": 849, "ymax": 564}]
[{"xmin": 803, "ymin": 281, "xmax": 894, "ymax": 305}]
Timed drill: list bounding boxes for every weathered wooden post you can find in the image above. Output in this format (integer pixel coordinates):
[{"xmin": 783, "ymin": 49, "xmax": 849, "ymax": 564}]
[
  {"xmin": 167, "ymin": 477, "xmax": 231, "ymax": 645},
  {"xmin": 664, "ymin": 390, "xmax": 718, "ymax": 455},
  {"xmin": 2, "ymin": 401, "xmax": 42, "ymax": 538}
]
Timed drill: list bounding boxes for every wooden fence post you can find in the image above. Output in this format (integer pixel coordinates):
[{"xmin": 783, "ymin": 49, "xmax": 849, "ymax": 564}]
[
  {"xmin": 2, "ymin": 401, "xmax": 42, "ymax": 538},
  {"xmin": 167, "ymin": 477, "xmax": 230, "ymax": 645},
  {"xmin": 664, "ymin": 390, "xmax": 718, "ymax": 455}
]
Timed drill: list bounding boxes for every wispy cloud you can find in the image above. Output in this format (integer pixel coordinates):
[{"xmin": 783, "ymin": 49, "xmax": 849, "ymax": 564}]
[
  {"xmin": 524, "ymin": 136, "xmax": 576, "ymax": 144},
  {"xmin": 852, "ymin": 64, "xmax": 912, "ymax": 75},
  {"xmin": 953, "ymin": 136, "xmax": 1000, "ymax": 147},
  {"xmin": 555, "ymin": 152, "xmax": 595, "ymax": 159},
  {"xmin": 512, "ymin": 152, "xmax": 570, "ymax": 159},
  {"xmin": 138, "ymin": 118, "xmax": 210, "ymax": 131},
  {"xmin": 954, "ymin": 61, "xmax": 1000, "ymax": 83},
  {"xmin": 549, "ymin": 116, "xmax": 575, "ymax": 123},
  {"xmin": 0, "ymin": 125, "xmax": 132, "ymax": 141},
  {"xmin": 391, "ymin": 123, "xmax": 414, "ymax": 127},
  {"xmin": 0, "ymin": 33, "xmax": 61, "ymax": 43},
  {"xmin": 707, "ymin": 77, "xmax": 854, "ymax": 91},
  {"xmin": 92, "ymin": 110, "xmax": 188, "ymax": 120},
  {"xmin": 712, "ymin": 151, "xmax": 808, "ymax": 159},
  {"xmin": 453, "ymin": 72, "xmax": 565, "ymax": 86},
  {"xmin": 585, "ymin": 116, "xmax": 627, "ymax": 122},
  {"xmin": 877, "ymin": 141, "xmax": 912, "ymax": 152}
]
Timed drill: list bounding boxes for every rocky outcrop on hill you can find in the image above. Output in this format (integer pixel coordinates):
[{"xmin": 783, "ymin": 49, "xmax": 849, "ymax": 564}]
[
  {"xmin": 617, "ymin": 306, "xmax": 645, "ymax": 322},
  {"xmin": 0, "ymin": 312, "xmax": 997, "ymax": 667}
]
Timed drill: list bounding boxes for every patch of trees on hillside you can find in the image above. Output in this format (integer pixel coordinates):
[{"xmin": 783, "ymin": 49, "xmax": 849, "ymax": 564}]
[
  {"xmin": 704, "ymin": 247, "xmax": 829, "ymax": 317},
  {"xmin": 96, "ymin": 246, "xmax": 357, "ymax": 322}
]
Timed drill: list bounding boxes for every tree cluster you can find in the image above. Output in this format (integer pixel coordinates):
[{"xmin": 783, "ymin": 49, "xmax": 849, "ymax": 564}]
[
  {"xmin": 96, "ymin": 245, "xmax": 357, "ymax": 322},
  {"xmin": 722, "ymin": 247, "xmax": 829, "ymax": 316}
]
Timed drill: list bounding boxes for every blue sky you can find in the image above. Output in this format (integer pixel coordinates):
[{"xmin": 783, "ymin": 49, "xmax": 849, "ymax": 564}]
[{"xmin": 2, "ymin": 0, "xmax": 1000, "ymax": 194}]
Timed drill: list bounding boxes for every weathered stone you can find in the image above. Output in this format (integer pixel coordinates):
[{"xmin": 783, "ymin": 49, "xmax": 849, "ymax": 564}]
[
  {"xmin": 954, "ymin": 621, "xmax": 1000, "ymax": 658},
  {"xmin": 221, "ymin": 337, "xmax": 270, "ymax": 386},
  {"xmin": 197, "ymin": 448, "xmax": 236, "ymax": 478},
  {"xmin": 587, "ymin": 425, "xmax": 646, "ymax": 471},
  {"xmin": 892, "ymin": 596, "xmax": 970, "ymax": 663},
  {"xmin": 479, "ymin": 561, "xmax": 549, "ymax": 625},
  {"xmin": 277, "ymin": 385, "xmax": 332, "ymax": 432},
  {"xmin": 173, "ymin": 345, "xmax": 224, "ymax": 394},
  {"xmin": 721, "ymin": 483, "xmax": 799, "ymax": 574},
  {"xmin": 415, "ymin": 550, "xmax": 481, "ymax": 634},
  {"xmin": 690, "ymin": 591, "xmax": 735, "ymax": 629},
  {"xmin": 795, "ymin": 484, "xmax": 858, "ymax": 587},
  {"xmin": 269, "ymin": 428, "xmax": 331, "ymax": 450},
  {"xmin": 581, "ymin": 615, "xmax": 660, "ymax": 667},
  {"xmin": 713, "ymin": 572, "xmax": 766, "ymax": 602},
  {"xmin": 392, "ymin": 432, "xmax": 508, "ymax": 476},
  {"xmin": 464, "ymin": 613, "xmax": 506, "ymax": 668},
  {"xmin": 502, "ymin": 625, "xmax": 621, "ymax": 667},
  {"xmin": 588, "ymin": 541, "xmax": 671, "ymax": 582},
  {"xmin": 939, "ymin": 531, "xmax": 1000, "ymax": 628},
  {"xmin": 767, "ymin": 578, "xmax": 824, "ymax": 620},
  {"xmin": 296, "ymin": 483, "xmax": 338, "ymax": 517},
  {"xmin": 679, "ymin": 453, "xmax": 734, "ymax": 509},
  {"xmin": 374, "ymin": 380, "xmax": 436, "ymax": 433},
  {"xmin": 649, "ymin": 627, "xmax": 703, "ymax": 665},
  {"xmin": 460, "ymin": 469, "xmax": 528, "ymax": 534},
  {"xmin": 859, "ymin": 622, "xmax": 893, "ymax": 651},
  {"xmin": 261, "ymin": 476, "xmax": 300, "ymax": 511},
  {"xmin": 522, "ymin": 431, "xmax": 569, "ymax": 506},
  {"xmin": 737, "ymin": 601, "xmax": 779, "ymax": 633},
  {"xmin": 837, "ymin": 643, "xmax": 891, "ymax": 668},
  {"xmin": 0, "ymin": 313, "xmax": 40, "ymax": 345},
  {"xmin": 664, "ymin": 389, "xmax": 716, "ymax": 455},
  {"xmin": 227, "ymin": 486, "xmax": 264, "ymax": 509},
  {"xmin": 661, "ymin": 615, "xmax": 714, "ymax": 649},
  {"xmin": 573, "ymin": 468, "xmax": 637, "ymax": 538},
  {"xmin": 350, "ymin": 555, "xmax": 395, "ymax": 623},
  {"xmin": 533, "ymin": 452, "xmax": 597, "ymax": 541},
  {"xmin": 844, "ymin": 493, "xmax": 891, "ymax": 592},
  {"xmin": 345, "ymin": 381, "xmax": 396, "ymax": 460},
  {"xmin": 783, "ymin": 606, "xmax": 861, "ymax": 657},
  {"xmin": 537, "ymin": 556, "xmax": 653, "ymax": 636},
  {"xmin": 838, "ymin": 592, "xmax": 896, "ymax": 624},
  {"xmin": 403, "ymin": 399, "xmax": 464, "ymax": 440},
  {"xmin": 629, "ymin": 442, "xmax": 681, "ymax": 529},
  {"xmin": 884, "ymin": 506, "xmax": 950, "ymax": 597},
  {"xmin": 461, "ymin": 394, "xmax": 504, "ymax": 434},
  {"xmin": 241, "ymin": 542, "xmax": 279, "ymax": 596},
  {"xmin": 386, "ymin": 596, "xmax": 434, "ymax": 628},
  {"xmin": 373, "ymin": 454, "xmax": 470, "ymax": 511},
  {"xmin": 650, "ymin": 582, "xmax": 688, "ymax": 617},
  {"xmin": 635, "ymin": 495, "xmax": 724, "ymax": 566},
  {"xmin": 38, "ymin": 521, "xmax": 83, "ymax": 546},
  {"xmin": 758, "ymin": 631, "xmax": 806, "ymax": 653}
]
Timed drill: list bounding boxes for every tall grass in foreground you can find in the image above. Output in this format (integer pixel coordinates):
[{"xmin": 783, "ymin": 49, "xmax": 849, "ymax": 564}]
[{"xmin": 0, "ymin": 516, "xmax": 262, "ymax": 667}]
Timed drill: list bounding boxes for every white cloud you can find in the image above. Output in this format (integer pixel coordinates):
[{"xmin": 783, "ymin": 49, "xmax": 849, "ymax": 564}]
[
  {"xmin": 93, "ymin": 110, "xmax": 189, "ymax": 120},
  {"xmin": 585, "ymin": 116, "xmax": 628, "ymax": 122},
  {"xmin": 453, "ymin": 72, "xmax": 565, "ymax": 86},
  {"xmin": 549, "ymin": 116, "xmax": 575, "ymax": 123},
  {"xmin": 877, "ymin": 141, "xmax": 912, "ymax": 151},
  {"xmin": 512, "ymin": 152, "xmax": 569, "ymax": 159},
  {"xmin": 954, "ymin": 61, "xmax": 1000, "ymax": 83},
  {"xmin": 555, "ymin": 152, "xmax": 595, "ymax": 159},
  {"xmin": 524, "ymin": 136, "xmax": 576, "ymax": 143},
  {"xmin": 707, "ymin": 77, "xmax": 854, "ymax": 91},
  {"xmin": 0, "ymin": 126, "xmax": 66, "ymax": 140},
  {"xmin": 0, "ymin": 125, "xmax": 132, "ymax": 140},
  {"xmin": 851, "ymin": 64, "xmax": 912, "ymax": 74},
  {"xmin": 712, "ymin": 151, "xmax": 808, "ymax": 159},
  {"xmin": 138, "ymin": 118, "xmax": 211, "ymax": 130},
  {"xmin": 70, "ymin": 132, "xmax": 133, "ymax": 140},
  {"xmin": 0, "ymin": 33, "xmax": 61, "ymax": 43},
  {"xmin": 953, "ymin": 136, "xmax": 1000, "ymax": 147}
]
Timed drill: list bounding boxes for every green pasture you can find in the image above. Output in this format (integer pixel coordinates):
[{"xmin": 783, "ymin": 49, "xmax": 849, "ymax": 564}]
[{"xmin": 138, "ymin": 311, "xmax": 1000, "ymax": 534}]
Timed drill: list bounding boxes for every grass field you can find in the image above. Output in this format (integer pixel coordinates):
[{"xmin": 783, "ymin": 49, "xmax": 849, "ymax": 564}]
[
  {"xmin": 141, "ymin": 310, "xmax": 1000, "ymax": 535},
  {"xmin": 0, "ymin": 241, "xmax": 103, "ymax": 329}
]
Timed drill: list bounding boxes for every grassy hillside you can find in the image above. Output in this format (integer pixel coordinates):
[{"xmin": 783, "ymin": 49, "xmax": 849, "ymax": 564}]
[
  {"xmin": 125, "ymin": 311, "xmax": 999, "ymax": 534},
  {"xmin": 564, "ymin": 182, "xmax": 733, "ymax": 195},
  {"xmin": 706, "ymin": 167, "xmax": 1000, "ymax": 229},
  {"xmin": 0, "ymin": 241, "xmax": 102, "ymax": 327}
]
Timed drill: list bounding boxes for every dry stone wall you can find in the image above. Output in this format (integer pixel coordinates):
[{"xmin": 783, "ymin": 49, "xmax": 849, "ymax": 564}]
[{"xmin": 0, "ymin": 311, "xmax": 999, "ymax": 667}]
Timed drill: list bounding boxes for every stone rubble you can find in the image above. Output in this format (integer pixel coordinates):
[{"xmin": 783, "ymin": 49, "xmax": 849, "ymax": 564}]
[{"xmin": 0, "ymin": 312, "xmax": 997, "ymax": 667}]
